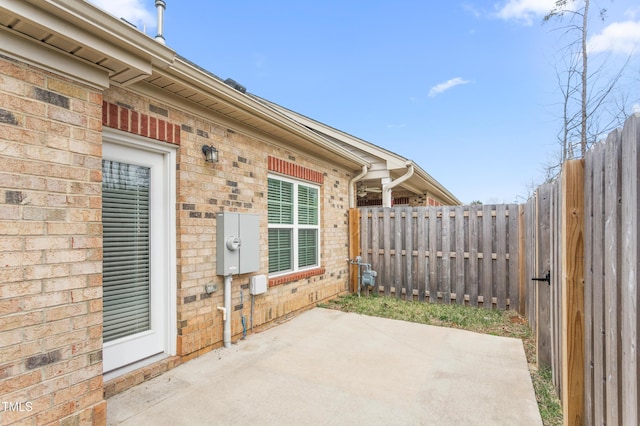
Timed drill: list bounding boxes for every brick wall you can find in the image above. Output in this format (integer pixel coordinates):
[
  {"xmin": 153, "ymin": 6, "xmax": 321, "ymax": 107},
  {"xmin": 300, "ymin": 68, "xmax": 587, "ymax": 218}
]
[
  {"xmin": 101, "ymin": 87, "xmax": 352, "ymax": 378},
  {"xmin": 0, "ymin": 57, "xmax": 354, "ymax": 421},
  {"xmin": 0, "ymin": 57, "xmax": 106, "ymax": 425}
]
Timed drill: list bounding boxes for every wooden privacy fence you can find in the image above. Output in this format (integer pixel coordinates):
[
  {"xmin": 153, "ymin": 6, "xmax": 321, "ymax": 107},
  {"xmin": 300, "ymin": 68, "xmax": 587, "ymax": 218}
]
[
  {"xmin": 522, "ymin": 161, "xmax": 585, "ymax": 425},
  {"xmin": 520, "ymin": 113, "xmax": 640, "ymax": 425},
  {"xmin": 351, "ymin": 204, "xmax": 521, "ymax": 310},
  {"xmin": 348, "ymin": 113, "xmax": 640, "ymax": 425}
]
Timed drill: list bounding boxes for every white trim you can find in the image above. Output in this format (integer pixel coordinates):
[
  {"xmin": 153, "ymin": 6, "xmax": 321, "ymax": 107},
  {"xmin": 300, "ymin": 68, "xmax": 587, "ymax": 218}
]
[
  {"xmin": 0, "ymin": 26, "xmax": 109, "ymax": 90},
  {"xmin": 267, "ymin": 173, "xmax": 321, "ymax": 277},
  {"xmin": 101, "ymin": 128, "xmax": 177, "ymax": 374},
  {"xmin": 103, "ymin": 353, "xmax": 168, "ymax": 383}
]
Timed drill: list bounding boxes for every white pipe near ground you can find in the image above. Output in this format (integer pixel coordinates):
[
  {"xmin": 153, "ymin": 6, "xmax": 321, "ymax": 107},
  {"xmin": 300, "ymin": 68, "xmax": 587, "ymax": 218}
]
[{"xmin": 223, "ymin": 274, "xmax": 232, "ymax": 348}]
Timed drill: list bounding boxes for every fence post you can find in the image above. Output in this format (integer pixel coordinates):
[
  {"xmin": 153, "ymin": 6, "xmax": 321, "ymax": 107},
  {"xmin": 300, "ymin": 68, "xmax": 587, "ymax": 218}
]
[
  {"xmin": 348, "ymin": 208, "xmax": 361, "ymax": 294},
  {"xmin": 561, "ymin": 159, "xmax": 585, "ymax": 426},
  {"xmin": 621, "ymin": 113, "xmax": 640, "ymax": 425}
]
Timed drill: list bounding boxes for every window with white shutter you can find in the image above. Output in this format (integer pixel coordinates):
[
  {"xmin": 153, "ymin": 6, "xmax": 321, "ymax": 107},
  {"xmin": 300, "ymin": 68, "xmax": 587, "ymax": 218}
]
[{"xmin": 267, "ymin": 175, "xmax": 320, "ymax": 275}]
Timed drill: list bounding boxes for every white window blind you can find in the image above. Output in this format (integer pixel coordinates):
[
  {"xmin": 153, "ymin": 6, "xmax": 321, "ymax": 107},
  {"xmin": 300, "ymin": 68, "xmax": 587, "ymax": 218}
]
[
  {"xmin": 268, "ymin": 175, "xmax": 319, "ymax": 275},
  {"xmin": 102, "ymin": 160, "xmax": 151, "ymax": 342}
]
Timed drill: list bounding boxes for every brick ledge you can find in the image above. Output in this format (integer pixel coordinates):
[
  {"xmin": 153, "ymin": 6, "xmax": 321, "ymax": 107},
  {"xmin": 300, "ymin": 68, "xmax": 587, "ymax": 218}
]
[
  {"xmin": 104, "ymin": 355, "xmax": 181, "ymax": 399},
  {"xmin": 269, "ymin": 268, "xmax": 325, "ymax": 287}
]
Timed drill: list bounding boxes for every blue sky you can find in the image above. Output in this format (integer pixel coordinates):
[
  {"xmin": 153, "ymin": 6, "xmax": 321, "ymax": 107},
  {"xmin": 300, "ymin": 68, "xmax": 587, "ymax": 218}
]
[{"xmin": 90, "ymin": 0, "xmax": 640, "ymax": 204}]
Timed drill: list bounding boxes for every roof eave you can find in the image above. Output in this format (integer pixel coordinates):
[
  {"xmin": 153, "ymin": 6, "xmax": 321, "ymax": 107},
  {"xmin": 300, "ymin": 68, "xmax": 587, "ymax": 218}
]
[{"xmin": 164, "ymin": 57, "xmax": 367, "ymax": 169}]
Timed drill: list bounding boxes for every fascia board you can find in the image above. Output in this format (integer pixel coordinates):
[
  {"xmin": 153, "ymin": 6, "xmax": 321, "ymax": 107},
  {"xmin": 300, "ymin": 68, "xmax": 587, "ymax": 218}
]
[
  {"xmin": 265, "ymin": 101, "xmax": 407, "ymax": 168},
  {"xmin": 166, "ymin": 58, "xmax": 367, "ymax": 168},
  {"xmin": 4, "ymin": 0, "xmax": 174, "ymax": 74},
  {"xmin": 130, "ymin": 80, "xmax": 362, "ymax": 171},
  {"xmin": 0, "ymin": 26, "xmax": 109, "ymax": 89},
  {"xmin": 41, "ymin": 0, "xmax": 175, "ymax": 66}
]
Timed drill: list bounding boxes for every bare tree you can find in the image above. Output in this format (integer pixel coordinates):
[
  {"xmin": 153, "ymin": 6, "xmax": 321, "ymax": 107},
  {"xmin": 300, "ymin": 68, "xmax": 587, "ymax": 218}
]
[{"xmin": 544, "ymin": 0, "xmax": 632, "ymax": 167}]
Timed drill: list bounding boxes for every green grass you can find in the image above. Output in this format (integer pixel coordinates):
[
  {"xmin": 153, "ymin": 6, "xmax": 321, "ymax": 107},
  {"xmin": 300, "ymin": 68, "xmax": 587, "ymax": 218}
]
[{"xmin": 319, "ymin": 293, "xmax": 563, "ymax": 426}]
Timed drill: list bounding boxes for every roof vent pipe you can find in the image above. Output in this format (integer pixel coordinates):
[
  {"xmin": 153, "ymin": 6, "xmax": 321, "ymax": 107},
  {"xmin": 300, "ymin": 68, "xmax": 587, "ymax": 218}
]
[{"xmin": 155, "ymin": 0, "xmax": 166, "ymax": 45}]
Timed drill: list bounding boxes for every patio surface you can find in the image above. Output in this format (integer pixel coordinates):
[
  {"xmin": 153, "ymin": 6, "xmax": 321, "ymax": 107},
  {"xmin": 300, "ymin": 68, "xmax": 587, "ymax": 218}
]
[{"xmin": 107, "ymin": 308, "xmax": 542, "ymax": 425}]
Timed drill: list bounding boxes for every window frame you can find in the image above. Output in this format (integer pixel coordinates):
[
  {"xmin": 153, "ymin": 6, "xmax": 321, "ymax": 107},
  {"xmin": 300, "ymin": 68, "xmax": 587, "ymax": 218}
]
[{"xmin": 267, "ymin": 173, "xmax": 321, "ymax": 277}]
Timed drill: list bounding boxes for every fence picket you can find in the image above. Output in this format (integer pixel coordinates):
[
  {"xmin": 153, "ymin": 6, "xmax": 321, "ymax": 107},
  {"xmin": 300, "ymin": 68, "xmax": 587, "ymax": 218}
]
[
  {"xmin": 496, "ymin": 204, "xmax": 507, "ymax": 310},
  {"xmin": 455, "ymin": 206, "xmax": 465, "ymax": 305},
  {"xmin": 508, "ymin": 204, "xmax": 520, "ymax": 311},
  {"xmin": 525, "ymin": 197, "xmax": 536, "ymax": 332},
  {"xmin": 428, "ymin": 207, "xmax": 438, "ymax": 303},
  {"xmin": 592, "ymin": 142, "xmax": 606, "ymax": 426},
  {"xmin": 383, "ymin": 208, "xmax": 392, "ymax": 296},
  {"xmin": 405, "ymin": 207, "xmax": 414, "ymax": 300},
  {"xmin": 550, "ymin": 180, "xmax": 563, "ymax": 398},
  {"xmin": 621, "ymin": 113, "xmax": 640, "ymax": 425},
  {"xmin": 441, "ymin": 206, "xmax": 451, "ymax": 304},
  {"xmin": 482, "ymin": 205, "xmax": 493, "ymax": 308},
  {"xmin": 417, "ymin": 207, "xmax": 427, "ymax": 301},
  {"xmin": 393, "ymin": 208, "xmax": 402, "ymax": 297},
  {"xmin": 584, "ymin": 147, "xmax": 594, "ymax": 423},
  {"xmin": 603, "ymin": 128, "xmax": 622, "ymax": 426},
  {"xmin": 536, "ymin": 184, "xmax": 552, "ymax": 367},
  {"xmin": 469, "ymin": 204, "xmax": 479, "ymax": 307}
]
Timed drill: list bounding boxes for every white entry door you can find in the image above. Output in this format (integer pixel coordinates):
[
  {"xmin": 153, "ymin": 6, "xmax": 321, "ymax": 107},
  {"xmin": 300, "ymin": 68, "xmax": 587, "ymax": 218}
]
[{"xmin": 102, "ymin": 131, "xmax": 176, "ymax": 375}]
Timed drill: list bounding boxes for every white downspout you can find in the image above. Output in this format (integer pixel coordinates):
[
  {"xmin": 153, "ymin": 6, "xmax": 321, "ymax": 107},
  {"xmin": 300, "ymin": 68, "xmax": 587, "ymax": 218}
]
[
  {"xmin": 382, "ymin": 162, "xmax": 414, "ymax": 207},
  {"xmin": 348, "ymin": 165, "xmax": 369, "ymax": 209}
]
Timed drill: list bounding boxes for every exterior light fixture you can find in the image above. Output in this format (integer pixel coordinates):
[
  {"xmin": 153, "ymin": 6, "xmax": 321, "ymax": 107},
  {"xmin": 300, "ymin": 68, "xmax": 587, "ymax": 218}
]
[{"xmin": 202, "ymin": 145, "xmax": 218, "ymax": 163}]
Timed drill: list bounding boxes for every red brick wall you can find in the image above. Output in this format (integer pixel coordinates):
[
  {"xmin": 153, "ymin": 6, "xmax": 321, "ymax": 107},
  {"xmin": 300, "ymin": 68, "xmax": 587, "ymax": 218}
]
[
  {"xmin": 0, "ymin": 56, "xmax": 355, "ymax": 421},
  {"xmin": 101, "ymin": 86, "xmax": 352, "ymax": 381},
  {"xmin": 0, "ymin": 56, "xmax": 106, "ymax": 425}
]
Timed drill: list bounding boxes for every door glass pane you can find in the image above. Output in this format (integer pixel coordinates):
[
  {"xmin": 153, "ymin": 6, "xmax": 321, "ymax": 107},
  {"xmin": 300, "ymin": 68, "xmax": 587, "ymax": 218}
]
[{"xmin": 102, "ymin": 160, "xmax": 151, "ymax": 342}]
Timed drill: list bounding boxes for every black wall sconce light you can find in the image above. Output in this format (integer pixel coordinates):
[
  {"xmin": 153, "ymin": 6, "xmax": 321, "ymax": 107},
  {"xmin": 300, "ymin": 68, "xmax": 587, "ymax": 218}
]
[{"xmin": 202, "ymin": 145, "xmax": 218, "ymax": 163}]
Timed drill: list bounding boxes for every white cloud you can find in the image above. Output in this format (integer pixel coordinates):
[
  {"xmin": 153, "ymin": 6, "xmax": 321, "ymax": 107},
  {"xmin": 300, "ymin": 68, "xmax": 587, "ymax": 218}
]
[
  {"xmin": 587, "ymin": 21, "xmax": 640, "ymax": 55},
  {"xmin": 625, "ymin": 8, "xmax": 640, "ymax": 20},
  {"xmin": 428, "ymin": 78, "xmax": 471, "ymax": 97},
  {"xmin": 88, "ymin": 0, "xmax": 156, "ymax": 31},
  {"xmin": 494, "ymin": 0, "xmax": 559, "ymax": 26},
  {"xmin": 462, "ymin": 3, "xmax": 482, "ymax": 19}
]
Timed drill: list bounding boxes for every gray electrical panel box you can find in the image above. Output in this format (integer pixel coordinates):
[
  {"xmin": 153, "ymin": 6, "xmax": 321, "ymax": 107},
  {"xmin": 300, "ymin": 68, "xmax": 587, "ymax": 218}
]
[{"xmin": 216, "ymin": 213, "xmax": 260, "ymax": 275}]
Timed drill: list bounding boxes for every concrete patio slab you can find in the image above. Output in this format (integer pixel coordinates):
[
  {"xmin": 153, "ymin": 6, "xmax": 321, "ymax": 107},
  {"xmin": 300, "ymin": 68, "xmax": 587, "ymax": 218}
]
[{"xmin": 107, "ymin": 308, "xmax": 542, "ymax": 425}]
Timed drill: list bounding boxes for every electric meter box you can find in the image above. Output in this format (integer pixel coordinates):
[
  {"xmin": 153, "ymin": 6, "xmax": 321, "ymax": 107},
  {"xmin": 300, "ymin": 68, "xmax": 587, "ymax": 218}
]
[{"xmin": 216, "ymin": 213, "xmax": 260, "ymax": 276}]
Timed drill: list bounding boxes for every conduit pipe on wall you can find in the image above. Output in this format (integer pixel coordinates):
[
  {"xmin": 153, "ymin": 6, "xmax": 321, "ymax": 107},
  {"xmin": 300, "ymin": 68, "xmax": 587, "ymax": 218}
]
[
  {"xmin": 348, "ymin": 165, "xmax": 369, "ymax": 209},
  {"xmin": 382, "ymin": 162, "xmax": 414, "ymax": 207},
  {"xmin": 223, "ymin": 274, "xmax": 232, "ymax": 348}
]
